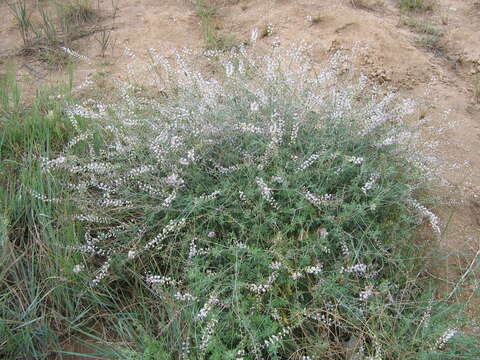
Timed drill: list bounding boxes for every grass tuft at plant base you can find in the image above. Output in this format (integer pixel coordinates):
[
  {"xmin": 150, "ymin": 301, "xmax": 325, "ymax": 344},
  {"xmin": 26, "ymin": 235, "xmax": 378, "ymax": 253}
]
[{"xmin": 0, "ymin": 66, "xmax": 92, "ymax": 359}]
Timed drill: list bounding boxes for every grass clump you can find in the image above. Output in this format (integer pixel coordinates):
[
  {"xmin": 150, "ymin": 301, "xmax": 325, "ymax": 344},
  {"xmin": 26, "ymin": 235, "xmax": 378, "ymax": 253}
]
[
  {"xmin": 5, "ymin": 0, "xmax": 98, "ymax": 66},
  {"xmin": 5, "ymin": 0, "xmax": 33, "ymax": 46},
  {"xmin": 27, "ymin": 47, "xmax": 478, "ymax": 358},
  {"xmin": 0, "ymin": 68, "xmax": 92, "ymax": 359},
  {"xmin": 400, "ymin": 0, "xmax": 435, "ymax": 12},
  {"xmin": 196, "ymin": 0, "xmax": 236, "ymax": 50},
  {"xmin": 350, "ymin": 0, "xmax": 384, "ymax": 10},
  {"xmin": 403, "ymin": 17, "xmax": 444, "ymax": 53},
  {"xmin": 61, "ymin": 0, "xmax": 96, "ymax": 25}
]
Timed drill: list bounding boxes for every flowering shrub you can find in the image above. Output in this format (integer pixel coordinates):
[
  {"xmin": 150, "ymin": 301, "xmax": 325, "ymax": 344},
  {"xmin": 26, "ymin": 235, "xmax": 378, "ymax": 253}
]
[{"xmin": 38, "ymin": 46, "xmax": 477, "ymax": 358}]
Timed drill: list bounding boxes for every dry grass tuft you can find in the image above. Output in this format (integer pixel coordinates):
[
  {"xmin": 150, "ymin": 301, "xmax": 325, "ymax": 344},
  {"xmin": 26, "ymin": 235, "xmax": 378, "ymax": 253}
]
[
  {"xmin": 474, "ymin": 74, "xmax": 480, "ymax": 103},
  {"xmin": 350, "ymin": 0, "xmax": 384, "ymax": 10}
]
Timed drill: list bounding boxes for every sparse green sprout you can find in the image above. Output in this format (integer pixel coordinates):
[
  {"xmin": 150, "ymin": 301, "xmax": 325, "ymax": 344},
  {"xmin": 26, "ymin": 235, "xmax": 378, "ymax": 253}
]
[
  {"xmin": 307, "ymin": 15, "xmax": 323, "ymax": 25},
  {"xmin": 474, "ymin": 74, "xmax": 480, "ymax": 103},
  {"xmin": 95, "ymin": 29, "xmax": 113, "ymax": 58}
]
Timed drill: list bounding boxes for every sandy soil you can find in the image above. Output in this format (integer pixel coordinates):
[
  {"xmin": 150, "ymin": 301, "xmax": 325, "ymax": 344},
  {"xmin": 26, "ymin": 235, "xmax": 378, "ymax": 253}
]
[{"xmin": 1, "ymin": 0, "xmax": 479, "ymax": 310}]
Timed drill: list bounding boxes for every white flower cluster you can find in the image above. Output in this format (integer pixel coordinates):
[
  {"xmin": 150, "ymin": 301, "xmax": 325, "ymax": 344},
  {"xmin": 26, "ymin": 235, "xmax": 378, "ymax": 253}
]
[
  {"xmin": 359, "ymin": 284, "xmax": 374, "ymax": 301},
  {"xmin": 256, "ymin": 177, "xmax": 278, "ymax": 209},
  {"xmin": 271, "ymin": 175, "xmax": 288, "ymax": 185},
  {"xmin": 74, "ymin": 214, "xmax": 110, "ymax": 224},
  {"xmin": 297, "ymin": 153, "xmax": 322, "ymax": 171},
  {"xmin": 200, "ymin": 316, "xmax": 218, "ymax": 352},
  {"xmin": 144, "ymin": 218, "xmax": 186, "ymax": 250},
  {"xmin": 289, "ymin": 123, "xmax": 300, "ymax": 145},
  {"xmin": 305, "ymin": 263, "xmax": 323, "ymax": 275},
  {"xmin": 61, "ymin": 47, "xmax": 90, "ymax": 62},
  {"xmin": 247, "ymin": 271, "xmax": 278, "ymax": 295},
  {"xmin": 197, "ymin": 294, "xmax": 219, "ymax": 320},
  {"xmin": 26, "ymin": 187, "xmax": 60, "ymax": 203},
  {"xmin": 420, "ymin": 299, "xmax": 433, "ymax": 328},
  {"xmin": 409, "ymin": 199, "xmax": 441, "ymax": 234},
  {"xmin": 345, "ymin": 155, "xmax": 364, "ymax": 164},
  {"xmin": 263, "ymin": 326, "xmax": 291, "ymax": 348},
  {"xmin": 434, "ymin": 328, "xmax": 458, "ymax": 350},
  {"xmin": 307, "ymin": 311, "xmax": 333, "ymax": 326},
  {"xmin": 145, "ymin": 275, "xmax": 178, "ymax": 286},
  {"xmin": 238, "ymin": 191, "xmax": 247, "ymax": 202},
  {"xmin": 235, "ymin": 348, "xmax": 246, "ymax": 360},
  {"xmin": 92, "ymin": 261, "xmax": 111, "ymax": 286},
  {"xmin": 361, "ymin": 173, "xmax": 380, "ymax": 195},
  {"xmin": 97, "ymin": 198, "xmax": 132, "ymax": 208},
  {"xmin": 199, "ymin": 190, "xmax": 221, "ymax": 201},
  {"xmin": 341, "ymin": 263, "xmax": 368, "ymax": 276},
  {"xmin": 181, "ymin": 339, "xmax": 190, "ymax": 360},
  {"xmin": 162, "ymin": 190, "xmax": 177, "ymax": 207},
  {"xmin": 269, "ymin": 261, "xmax": 283, "ymax": 271},
  {"xmin": 341, "ymin": 240, "xmax": 351, "ymax": 257},
  {"xmin": 291, "ymin": 272, "xmax": 304, "ymax": 280},
  {"xmin": 188, "ymin": 239, "xmax": 198, "ymax": 260},
  {"xmin": 164, "ymin": 173, "xmax": 184, "ymax": 187},
  {"xmin": 128, "ymin": 165, "xmax": 155, "ymax": 177},
  {"xmin": 174, "ymin": 292, "xmax": 197, "ymax": 301},
  {"xmin": 41, "ymin": 155, "xmax": 67, "ymax": 173},
  {"xmin": 72, "ymin": 264, "xmax": 85, "ymax": 273},
  {"xmin": 303, "ymin": 189, "xmax": 334, "ymax": 208}
]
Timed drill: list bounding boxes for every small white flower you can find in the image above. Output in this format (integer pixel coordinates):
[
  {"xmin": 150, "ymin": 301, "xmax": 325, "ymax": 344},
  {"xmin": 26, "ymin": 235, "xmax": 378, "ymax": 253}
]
[
  {"xmin": 361, "ymin": 173, "xmax": 380, "ymax": 195},
  {"xmin": 250, "ymin": 28, "xmax": 259, "ymax": 43},
  {"xmin": 127, "ymin": 250, "xmax": 137, "ymax": 260},
  {"xmin": 291, "ymin": 272, "xmax": 303, "ymax": 280},
  {"xmin": 165, "ymin": 173, "xmax": 184, "ymax": 187},
  {"xmin": 270, "ymin": 261, "xmax": 283, "ymax": 270},
  {"xmin": 266, "ymin": 23, "xmax": 274, "ymax": 36},
  {"xmin": 318, "ymin": 227, "xmax": 328, "ymax": 238},
  {"xmin": 73, "ymin": 264, "xmax": 85, "ymax": 273},
  {"xmin": 225, "ymin": 62, "xmax": 234, "ymax": 77},
  {"xmin": 359, "ymin": 284, "xmax": 374, "ymax": 301},
  {"xmin": 207, "ymin": 231, "xmax": 216, "ymax": 238}
]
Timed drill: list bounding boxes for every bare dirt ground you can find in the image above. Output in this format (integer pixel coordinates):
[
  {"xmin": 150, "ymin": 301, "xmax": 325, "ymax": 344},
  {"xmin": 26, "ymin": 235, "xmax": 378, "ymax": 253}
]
[{"xmin": 1, "ymin": 0, "xmax": 479, "ymax": 304}]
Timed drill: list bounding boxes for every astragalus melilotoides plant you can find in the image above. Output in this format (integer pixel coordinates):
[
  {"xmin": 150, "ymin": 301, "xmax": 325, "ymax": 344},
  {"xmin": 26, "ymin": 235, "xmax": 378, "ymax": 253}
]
[{"xmin": 40, "ymin": 44, "xmax": 475, "ymax": 359}]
